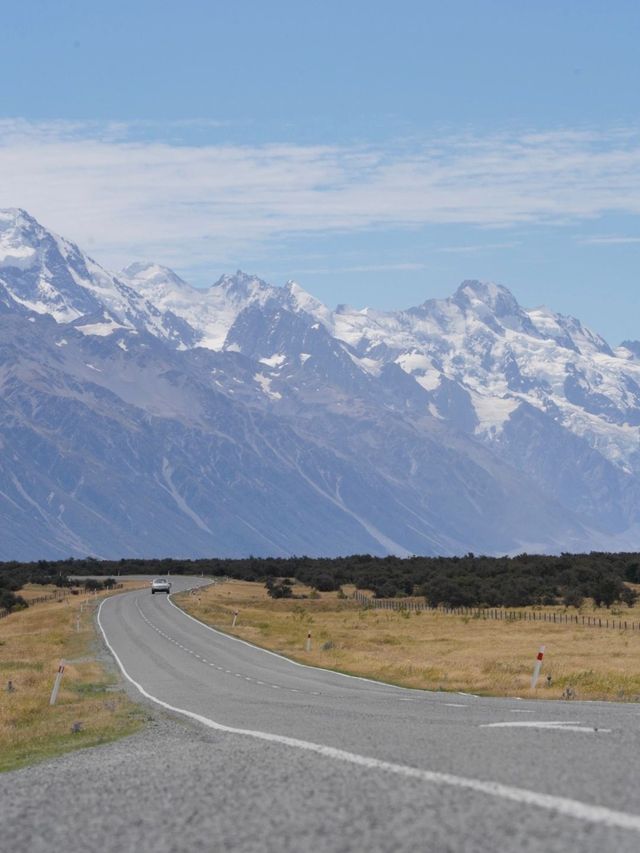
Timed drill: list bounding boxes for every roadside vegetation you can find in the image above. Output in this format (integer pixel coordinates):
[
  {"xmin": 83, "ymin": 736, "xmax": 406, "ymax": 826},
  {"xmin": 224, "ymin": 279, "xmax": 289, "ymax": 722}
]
[
  {"xmin": 175, "ymin": 580, "xmax": 640, "ymax": 702},
  {"xmin": 0, "ymin": 582, "xmax": 146, "ymax": 773},
  {"xmin": 4, "ymin": 552, "xmax": 639, "ymax": 609}
]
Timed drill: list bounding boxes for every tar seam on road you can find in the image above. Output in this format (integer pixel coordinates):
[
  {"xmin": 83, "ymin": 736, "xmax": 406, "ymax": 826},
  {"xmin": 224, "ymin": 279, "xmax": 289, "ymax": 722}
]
[{"xmin": 97, "ymin": 593, "xmax": 640, "ymax": 835}]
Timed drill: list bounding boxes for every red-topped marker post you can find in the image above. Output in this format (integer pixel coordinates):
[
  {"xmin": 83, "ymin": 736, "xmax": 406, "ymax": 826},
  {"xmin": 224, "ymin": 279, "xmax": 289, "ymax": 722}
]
[{"xmin": 531, "ymin": 645, "xmax": 545, "ymax": 688}]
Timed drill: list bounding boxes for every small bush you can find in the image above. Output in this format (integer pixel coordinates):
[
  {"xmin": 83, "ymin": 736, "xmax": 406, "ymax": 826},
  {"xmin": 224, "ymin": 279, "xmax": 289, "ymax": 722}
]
[
  {"xmin": 563, "ymin": 589, "xmax": 584, "ymax": 608},
  {"xmin": 265, "ymin": 578, "xmax": 293, "ymax": 599},
  {"xmin": 0, "ymin": 589, "xmax": 27, "ymax": 612}
]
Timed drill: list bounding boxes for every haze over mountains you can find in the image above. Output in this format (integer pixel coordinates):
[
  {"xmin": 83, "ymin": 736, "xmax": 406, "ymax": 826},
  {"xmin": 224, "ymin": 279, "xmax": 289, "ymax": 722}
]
[{"xmin": 0, "ymin": 208, "xmax": 639, "ymax": 560}]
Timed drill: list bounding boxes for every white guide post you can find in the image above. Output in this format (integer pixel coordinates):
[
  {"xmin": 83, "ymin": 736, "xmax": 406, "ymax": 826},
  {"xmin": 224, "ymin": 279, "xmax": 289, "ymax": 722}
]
[
  {"xmin": 531, "ymin": 645, "xmax": 545, "ymax": 688},
  {"xmin": 232, "ymin": 610, "xmax": 238, "ymax": 627},
  {"xmin": 306, "ymin": 632, "xmax": 312, "ymax": 652},
  {"xmin": 49, "ymin": 660, "xmax": 66, "ymax": 706}
]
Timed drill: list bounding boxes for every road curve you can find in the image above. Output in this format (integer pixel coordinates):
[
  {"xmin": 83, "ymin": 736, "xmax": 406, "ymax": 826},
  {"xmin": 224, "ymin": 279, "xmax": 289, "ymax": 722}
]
[{"xmin": 88, "ymin": 577, "xmax": 640, "ymax": 850}]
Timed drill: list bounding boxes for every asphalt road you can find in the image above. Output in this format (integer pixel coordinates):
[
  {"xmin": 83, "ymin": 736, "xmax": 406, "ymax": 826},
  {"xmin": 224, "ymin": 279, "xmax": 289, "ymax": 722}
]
[{"xmin": 4, "ymin": 576, "xmax": 640, "ymax": 852}]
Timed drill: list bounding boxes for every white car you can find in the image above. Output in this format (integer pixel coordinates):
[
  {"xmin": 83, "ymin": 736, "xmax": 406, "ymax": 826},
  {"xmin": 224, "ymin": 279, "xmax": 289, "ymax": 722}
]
[{"xmin": 151, "ymin": 577, "xmax": 172, "ymax": 595}]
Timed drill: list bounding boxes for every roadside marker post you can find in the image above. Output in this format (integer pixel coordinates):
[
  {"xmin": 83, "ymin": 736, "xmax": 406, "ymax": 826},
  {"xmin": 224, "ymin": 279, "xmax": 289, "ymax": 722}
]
[
  {"xmin": 232, "ymin": 611, "xmax": 238, "ymax": 627},
  {"xmin": 49, "ymin": 661, "xmax": 66, "ymax": 706},
  {"xmin": 306, "ymin": 632, "xmax": 312, "ymax": 652},
  {"xmin": 531, "ymin": 645, "xmax": 545, "ymax": 689}
]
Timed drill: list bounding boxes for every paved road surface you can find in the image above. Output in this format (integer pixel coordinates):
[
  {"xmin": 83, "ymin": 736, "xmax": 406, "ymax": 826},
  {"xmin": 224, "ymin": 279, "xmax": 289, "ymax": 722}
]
[{"xmin": 4, "ymin": 576, "xmax": 640, "ymax": 852}]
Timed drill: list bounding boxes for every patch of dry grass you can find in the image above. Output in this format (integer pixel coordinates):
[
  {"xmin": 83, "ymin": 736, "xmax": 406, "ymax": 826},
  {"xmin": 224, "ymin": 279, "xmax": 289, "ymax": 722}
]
[
  {"xmin": 0, "ymin": 582, "xmax": 147, "ymax": 772},
  {"xmin": 176, "ymin": 580, "xmax": 640, "ymax": 702},
  {"xmin": 17, "ymin": 584, "xmax": 66, "ymax": 603}
]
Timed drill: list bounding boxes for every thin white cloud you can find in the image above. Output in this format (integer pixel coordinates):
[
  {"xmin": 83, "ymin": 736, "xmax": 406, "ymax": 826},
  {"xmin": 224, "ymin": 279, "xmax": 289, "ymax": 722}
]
[
  {"xmin": 1, "ymin": 120, "xmax": 640, "ymax": 272},
  {"xmin": 579, "ymin": 235, "xmax": 640, "ymax": 245},
  {"xmin": 294, "ymin": 262, "xmax": 427, "ymax": 275},
  {"xmin": 435, "ymin": 242, "xmax": 520, "ymax": 253}
]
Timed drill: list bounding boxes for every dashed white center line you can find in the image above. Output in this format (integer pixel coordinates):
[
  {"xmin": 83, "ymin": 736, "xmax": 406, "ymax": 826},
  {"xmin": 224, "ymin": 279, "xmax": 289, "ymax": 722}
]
[{"xmin": 138, "ymin": 599, "xmax": 318, "ymax": 698}]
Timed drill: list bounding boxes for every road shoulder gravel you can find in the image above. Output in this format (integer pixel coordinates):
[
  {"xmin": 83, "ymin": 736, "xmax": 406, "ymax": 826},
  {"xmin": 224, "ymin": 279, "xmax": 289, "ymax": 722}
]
[{"xmin": 1, "ymin": 711, "xmax": 636, "ymax": 853}]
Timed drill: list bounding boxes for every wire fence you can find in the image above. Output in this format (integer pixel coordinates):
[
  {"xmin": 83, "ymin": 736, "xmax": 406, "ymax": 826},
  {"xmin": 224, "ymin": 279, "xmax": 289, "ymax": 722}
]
[
  {"xmin": 0, "ymin": 583, "xmax": 124, "ymax": 621},
  {"xmin": 352, "ymin": 590, "xmax": 639, "ymax": 631},
  {"xmin": 23, "ymin": 590, "xmax": 70, "ymax": 607}
]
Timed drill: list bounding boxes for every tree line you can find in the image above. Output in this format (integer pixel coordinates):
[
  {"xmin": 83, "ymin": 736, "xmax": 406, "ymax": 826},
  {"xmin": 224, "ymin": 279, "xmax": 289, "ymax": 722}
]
[
  {"xmin": 1, "ymin": 552, "xmax": 639, "ymax": 611},
  {"xmin": 0, "ymin": 562, "xmax": 117, "ymax": 611}
]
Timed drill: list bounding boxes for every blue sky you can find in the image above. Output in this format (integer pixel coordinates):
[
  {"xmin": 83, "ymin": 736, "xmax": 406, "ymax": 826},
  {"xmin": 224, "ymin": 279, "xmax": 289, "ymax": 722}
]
[{"xmin": 1, "ymin": 1, "xmax": 639, "ymax": 342}]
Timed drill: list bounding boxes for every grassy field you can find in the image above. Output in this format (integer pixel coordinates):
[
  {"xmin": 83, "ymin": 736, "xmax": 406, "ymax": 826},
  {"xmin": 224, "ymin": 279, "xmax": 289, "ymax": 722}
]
[
  {"xmin": 175, "ymin": 580, "xmax": 640, "ymax": 702},
  {"xmin": 17, "ymin": 584, "xmax": 66, "ymax": 603},
  {"xmin": 0, "ymin": 582, "xmax": 147, "ymax": 772}
]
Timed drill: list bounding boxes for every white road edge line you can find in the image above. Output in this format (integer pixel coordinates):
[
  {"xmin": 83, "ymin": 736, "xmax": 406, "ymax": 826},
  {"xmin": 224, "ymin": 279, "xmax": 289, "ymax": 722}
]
[
  {"xmin": 481, "ymin": 721, "xmax": 612, "ymax": 733},
  {"xmin": 166, "ymin": 589, "xmax": 408, "ymax": 692},
  {"xmin": 98, "ymin": 596, "xmax": 640, "ymax": 834}
]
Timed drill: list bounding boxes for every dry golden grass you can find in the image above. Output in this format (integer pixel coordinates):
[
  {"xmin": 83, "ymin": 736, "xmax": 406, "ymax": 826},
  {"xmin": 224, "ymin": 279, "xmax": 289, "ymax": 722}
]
[
  {"xmin": 17, "ymin": 584, "xmax": 65, "ymax": 603},
  {"xmin": 0, "ymin": 582, "xmax": 147, "ymax": 772},
  {"xmin": 176, "ymin": 580, "xmax": 640, "ymax": 702}
]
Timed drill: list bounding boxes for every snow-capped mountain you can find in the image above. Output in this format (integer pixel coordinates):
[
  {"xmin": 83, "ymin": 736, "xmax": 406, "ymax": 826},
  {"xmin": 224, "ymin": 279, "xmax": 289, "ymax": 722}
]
[
  {"xmin": 0, "ymin": 208, "xmax": 638, "ymax": 559},
  {"xmin": 122, "ymin": 259, "xmax": 640, "ymax": 486},
  {"xmin": 326, "ymin": 281, "xmax": 640, "ymax": 472},
  {"xmin": 0, "ymin": 210, "xmax": 198, "ymax": 347}
]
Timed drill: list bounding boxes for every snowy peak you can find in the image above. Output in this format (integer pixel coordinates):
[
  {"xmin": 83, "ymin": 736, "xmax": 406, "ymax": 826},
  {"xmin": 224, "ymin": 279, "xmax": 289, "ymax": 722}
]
[
  {"xmin": 121, "ymin": 262, "xmax": 192, "ymax": 292},
  {"xmin": 283, "ymin": 279, "xmax": 333, "ymax": 326},
  {"xmin": 211, "ymin": 270, "xmax": 276, "ymax": 303},
  {"xmin": 0, "ymin": 208, "xmax": 46, "ymax": 271},
  {"xmin": 453, "ymin": 280, "xmax": 520, "ymax": 316},
  {"xmin": 0, "ymin": 207, "xmax": 113, "ymax": 322},
  {"xmin": 0, "ymin": 208, "xmax": 200, "ymax": 347},
  {"xmin": 526, "ymin": 305, "xmax": 613, "ymax": 356},
  {"xmin": 451, "ymin": 279, "xmax": 535, "ymax": 335},
  {"xmin": 621, "ymin": 340, "xmax": 640, "ymax": 361}
]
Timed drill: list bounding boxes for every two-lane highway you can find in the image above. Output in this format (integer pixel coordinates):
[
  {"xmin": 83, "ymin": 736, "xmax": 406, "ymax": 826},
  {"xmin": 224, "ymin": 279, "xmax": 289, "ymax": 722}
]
[{"xmin": 92, "ymin": 577, "xmax": 640, "ymax": 850}]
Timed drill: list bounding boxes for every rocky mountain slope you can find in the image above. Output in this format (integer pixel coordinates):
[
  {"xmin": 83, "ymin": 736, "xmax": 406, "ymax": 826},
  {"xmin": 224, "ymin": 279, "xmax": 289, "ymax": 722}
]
[{"xmin": 0, "ymin": 208, "xmax": 637, "ymax": 559}]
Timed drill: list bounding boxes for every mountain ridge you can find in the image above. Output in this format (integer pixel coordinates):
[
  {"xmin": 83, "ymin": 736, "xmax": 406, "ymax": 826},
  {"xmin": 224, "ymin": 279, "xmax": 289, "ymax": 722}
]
[{"xmin": 0, "ymin": 208, "xmax": 638, "ymax": 559}]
